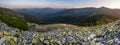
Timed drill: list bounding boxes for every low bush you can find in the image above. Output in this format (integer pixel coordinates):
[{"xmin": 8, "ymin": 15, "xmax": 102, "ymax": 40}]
[{"xmin": 0, "ymin": 15, "xmax": 28, "ymax": 30}]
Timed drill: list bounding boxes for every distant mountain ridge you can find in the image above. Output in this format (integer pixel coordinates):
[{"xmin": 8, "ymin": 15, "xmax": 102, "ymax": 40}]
[
  {"xmin": 12, "ymin": 7, "xmax": 120, "ymax": 20},
  {"xmin": 12, "ymin": 8, "xmax": 65, "ymax": 19},
  {"xmin": 11, "ymin": 7, "xmax": 120, "ymax": 26},
  {"xmin": 48, "ymin": 7, "xmax": 117, "ymax": 17}
]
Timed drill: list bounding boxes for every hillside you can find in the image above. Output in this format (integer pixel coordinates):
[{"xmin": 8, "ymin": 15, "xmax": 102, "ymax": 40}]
[
  {"xmin": 0, "ymin": 15, "xmax": 28, "ymax": 30},
  {"xmin": 45, "ymin": 14, "xmax": 119, "ymax": 26},
  {"xmin": 0, "ymin": 19, "xmax": 120, "ymax": 45},
  {"xmin": 0, "ymin": 7, "xmax": 42, "ymax": 24}
]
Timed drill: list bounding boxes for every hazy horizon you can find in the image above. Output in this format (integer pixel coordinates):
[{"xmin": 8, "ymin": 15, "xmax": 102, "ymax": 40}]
[{"xmin": 0, "ymin": 0, "xmax": 120, "ymax": 9}]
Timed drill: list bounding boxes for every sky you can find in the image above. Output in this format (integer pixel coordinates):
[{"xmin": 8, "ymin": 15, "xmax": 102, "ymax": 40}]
[{"xmin": 0, "ymin": 0, "xmax": 120, "ymax": 8}]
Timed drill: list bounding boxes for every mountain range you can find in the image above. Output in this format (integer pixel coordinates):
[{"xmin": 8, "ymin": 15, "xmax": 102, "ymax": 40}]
[
  {"xmin": 12, "ymin": 8, "xmax": 65, "ymax": 19},
  {"xmin": 12, "ymin": 7, "xmax": 120, "ymax": 26},
  {"xmin": 0, "ymin": 7, "xmax": 120, "ymax": 30},
  {"xmin": 12, "ymin": 7, "xmax": 120, "ymax": 20}
]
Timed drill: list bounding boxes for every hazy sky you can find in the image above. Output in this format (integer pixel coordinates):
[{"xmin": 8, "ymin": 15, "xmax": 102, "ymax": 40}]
[{"xmin": 0, "ymin": 0, "xmax": 120, "ymax": 8}]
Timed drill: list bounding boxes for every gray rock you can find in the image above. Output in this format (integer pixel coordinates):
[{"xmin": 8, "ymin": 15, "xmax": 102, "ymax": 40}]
[{"xmin": 0, "ymin": 37, "xmax": 5, "ymax": 45}]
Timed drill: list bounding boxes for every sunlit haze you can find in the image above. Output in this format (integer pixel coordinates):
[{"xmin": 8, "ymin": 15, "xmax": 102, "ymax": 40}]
[{"xmin": 0, "ymin": 0, "xmax": 120, "ymax": 8}]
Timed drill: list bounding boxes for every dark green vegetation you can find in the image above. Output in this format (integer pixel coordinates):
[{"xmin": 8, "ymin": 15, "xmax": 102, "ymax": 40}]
[
  {"xmin": 0, "ymin": 7, "xmax": 41, "ymax": 24},
  {"xmin": 0, "ymin": 7, "xmax": 43, "ymax": 30},
  {"xmin": 76, "ymin": 14, "xmax": 119, "ymax": 26},
  {"xmin": 0, "ymin": 15, "xmax": 28, "ymax": 30},
  {"xmin": 44, "ymin": 14, "xmax": 119, "ymax": 26}
]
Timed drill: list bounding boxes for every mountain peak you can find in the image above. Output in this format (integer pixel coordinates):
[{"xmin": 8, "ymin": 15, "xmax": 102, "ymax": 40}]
[{"xmin": 100, "ymin": 6, "xmax": 109, "ymax": 9}]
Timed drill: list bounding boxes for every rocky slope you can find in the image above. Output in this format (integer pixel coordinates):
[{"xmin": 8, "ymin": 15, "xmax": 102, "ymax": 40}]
[{"xmin": 0, "ymin": 20, "xmax": 120, "ymax": 45}]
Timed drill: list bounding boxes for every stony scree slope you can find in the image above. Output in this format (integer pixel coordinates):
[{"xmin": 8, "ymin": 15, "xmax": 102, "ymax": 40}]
[{"xmin": 0, "ymin": 20, "xmax": 120, "ymax": 45}]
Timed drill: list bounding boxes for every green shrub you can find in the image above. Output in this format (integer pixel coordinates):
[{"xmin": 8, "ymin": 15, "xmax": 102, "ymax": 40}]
[{"xmin": 0, "ymin": 15, "xmax": 28, "ymax": 30}]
